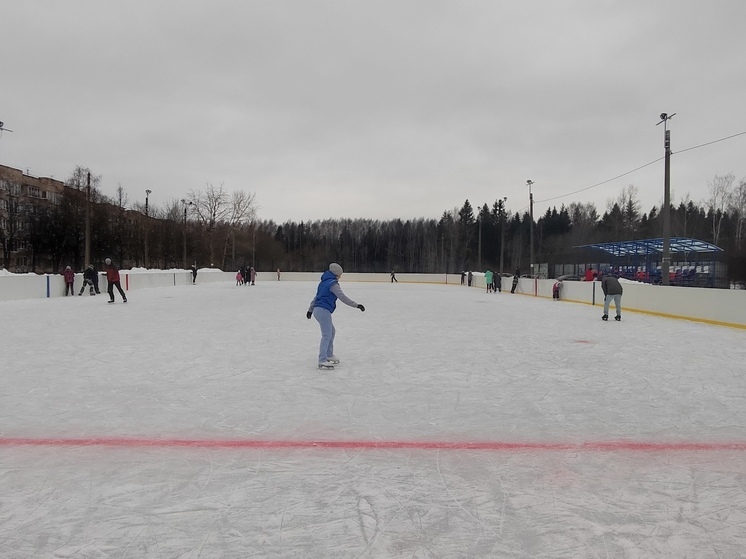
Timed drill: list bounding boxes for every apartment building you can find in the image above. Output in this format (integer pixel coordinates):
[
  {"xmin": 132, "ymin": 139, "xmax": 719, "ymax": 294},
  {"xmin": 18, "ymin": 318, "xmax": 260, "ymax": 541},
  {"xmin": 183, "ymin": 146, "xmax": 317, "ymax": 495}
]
[{"xmin": 0, "ymin": 164, "xmax": 66, "ymax": 271}]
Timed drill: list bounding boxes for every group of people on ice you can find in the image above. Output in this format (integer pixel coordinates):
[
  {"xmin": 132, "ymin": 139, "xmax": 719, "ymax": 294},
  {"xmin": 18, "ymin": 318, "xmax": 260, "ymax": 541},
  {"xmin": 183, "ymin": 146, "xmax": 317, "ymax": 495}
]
[
  {"xmin": 482, "ymin": 270, "xmax": 503, "ymax": 293},
  {"xmin": 235, "ymin": 266, "xmax": 256, "ymax": 286},
  {"xmin": 61, "ymin": 258, "xmax": 127, "ymax": 303}
]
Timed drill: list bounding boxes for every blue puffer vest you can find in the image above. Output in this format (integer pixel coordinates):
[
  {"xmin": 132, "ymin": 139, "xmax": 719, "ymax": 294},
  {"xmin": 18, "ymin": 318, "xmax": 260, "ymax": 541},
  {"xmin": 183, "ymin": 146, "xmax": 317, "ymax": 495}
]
[{"xmin": 313, "ymin": 270, "xmax": 339, "ymax": 313}]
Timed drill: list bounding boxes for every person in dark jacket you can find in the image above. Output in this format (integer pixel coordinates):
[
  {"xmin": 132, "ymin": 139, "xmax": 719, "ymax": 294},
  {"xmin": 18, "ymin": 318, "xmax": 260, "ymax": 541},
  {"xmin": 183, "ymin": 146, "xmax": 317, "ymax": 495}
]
[
  {"xmin": 191, "ymin": 263, "xmax": 198, "ymax": 284},
  {"xmin": 105, "ymin": 258, "xmax": 127, "ymax": 303},
  {"xmin": 495, "ymin": 273, "xmax": 502, "ymax": 293},
  {"xmin": 79, "ymin": 264, "xmax": 98, "ymax": 296},
  {"xmin": 601, "ymin": 274, "xmax": 623, "ymax": 321},
  {"xmin": 306, "ymin": 263, "xmax": 365, "ymax": 369},
  {"xmin": 511, "ymin": 268, "xmax": 520, "ymax": 293}
]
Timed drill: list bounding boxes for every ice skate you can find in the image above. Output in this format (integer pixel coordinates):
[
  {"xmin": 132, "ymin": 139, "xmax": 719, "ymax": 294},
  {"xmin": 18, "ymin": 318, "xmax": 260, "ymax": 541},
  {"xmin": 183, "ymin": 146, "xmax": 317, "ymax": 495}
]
[
  {"xmin": 327, "ymin": 356, "xmax": 340, "ymax": 364},
  {"xmin": 615, "ymin": 315, "xmax": 621, "ymax": 321},
  {"xmin": 601, "ymin": 314, "xmax": 608, "ymax": 321},
  {"xmin": 318, "ymin": 360, "xmax": 335, "ymax": 370}
]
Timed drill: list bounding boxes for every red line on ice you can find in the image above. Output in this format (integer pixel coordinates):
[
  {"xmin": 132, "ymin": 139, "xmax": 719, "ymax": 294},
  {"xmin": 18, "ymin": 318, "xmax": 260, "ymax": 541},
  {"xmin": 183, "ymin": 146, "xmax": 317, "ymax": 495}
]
[{"xmin": 1, "ymin": 437, "xmax": 745, "ymax": 451}]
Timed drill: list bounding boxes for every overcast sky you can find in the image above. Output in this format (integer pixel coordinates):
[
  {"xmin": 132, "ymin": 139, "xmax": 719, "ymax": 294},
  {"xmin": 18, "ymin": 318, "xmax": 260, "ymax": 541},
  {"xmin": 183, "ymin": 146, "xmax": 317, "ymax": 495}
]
[{"xmin": 2, "ymin": 1, "xmax": 745, "ymax": 224}]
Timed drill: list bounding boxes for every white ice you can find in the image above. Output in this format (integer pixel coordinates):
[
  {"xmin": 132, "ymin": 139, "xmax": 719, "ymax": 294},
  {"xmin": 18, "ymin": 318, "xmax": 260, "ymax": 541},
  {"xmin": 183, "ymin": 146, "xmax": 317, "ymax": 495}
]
[{"xmin": 1, "ymin": 279, "xmax": 745, "ymax": 558}]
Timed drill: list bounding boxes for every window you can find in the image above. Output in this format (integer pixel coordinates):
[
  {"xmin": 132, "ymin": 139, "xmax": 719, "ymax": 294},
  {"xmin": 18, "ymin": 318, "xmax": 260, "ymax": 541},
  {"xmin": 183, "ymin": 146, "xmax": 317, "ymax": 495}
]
[{"xmin": 28, "ymin": 186, "xmax": 41, "ymax": 198}]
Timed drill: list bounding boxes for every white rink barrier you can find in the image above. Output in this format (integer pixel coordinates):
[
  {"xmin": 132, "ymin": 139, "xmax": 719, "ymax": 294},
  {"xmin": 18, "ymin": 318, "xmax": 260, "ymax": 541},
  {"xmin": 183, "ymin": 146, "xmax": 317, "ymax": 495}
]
[
  {"xmin": 1, "ymin": 270, "xmax": 744, "ymax": 328},
  {"xmin": 467, "ymin": 273, "xmax": 746, "ymax": 329}
]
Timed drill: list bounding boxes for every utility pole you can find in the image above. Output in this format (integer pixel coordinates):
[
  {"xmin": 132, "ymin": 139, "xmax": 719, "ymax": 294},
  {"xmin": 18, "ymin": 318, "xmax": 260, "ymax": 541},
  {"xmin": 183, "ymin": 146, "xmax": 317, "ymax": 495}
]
[
  {"xmin": 181, "ymin": 199, "xmax": 193, "ymax": 269},
  {"xmin": 527, "ymin": 180, "xmax": 534, "ymax": 277},
  {"xmin": 84, "ymin": 172, "xmax": 91, "ymax": 268},
  {"xmin": 144, "ymin": 189, "xmax": 152, "ymax": 268},
  {"xmin": 477, "ymin": 214, "xmax": 482, "ymax": 270},
  {"xmin": 657, "ymin": 113, "xmax": 675, "ymax": 286},
  {"xmin": 499, "ymin": 197, "xmax": 507, "ymax": 274}
]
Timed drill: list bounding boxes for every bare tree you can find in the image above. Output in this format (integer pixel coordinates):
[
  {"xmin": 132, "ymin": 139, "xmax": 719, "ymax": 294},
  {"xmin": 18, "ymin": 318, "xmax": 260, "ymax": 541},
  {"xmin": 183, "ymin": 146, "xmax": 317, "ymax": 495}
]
[
  {"xmin": 221, "ymin": 190, "xmax": 257, "ymax": 268},
  {"xmin": 188, "ymin": 183, "xmax": 257, "ymax": 267},
  {"xmin": 729, "ymin": 177, "xmax": 746, "ymax": 249},
  {"xmin": 705, "ymin": 173, "xmax": 735, "ymax": 246}
]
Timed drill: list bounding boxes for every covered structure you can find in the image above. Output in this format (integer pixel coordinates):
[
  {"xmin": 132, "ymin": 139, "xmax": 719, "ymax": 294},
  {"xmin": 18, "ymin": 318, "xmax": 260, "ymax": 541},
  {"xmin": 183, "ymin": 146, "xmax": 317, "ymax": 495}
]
[{"xmin": 568, "ymin": 237, "xmax": 725, "ymax": 288}]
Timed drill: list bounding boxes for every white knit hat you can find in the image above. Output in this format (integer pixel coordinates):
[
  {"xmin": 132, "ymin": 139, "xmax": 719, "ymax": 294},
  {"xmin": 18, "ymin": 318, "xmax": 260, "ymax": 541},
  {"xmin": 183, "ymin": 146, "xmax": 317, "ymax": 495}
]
[{"xmin": 329, "ymin": 263, "xmax": 343, "ymax": 276}]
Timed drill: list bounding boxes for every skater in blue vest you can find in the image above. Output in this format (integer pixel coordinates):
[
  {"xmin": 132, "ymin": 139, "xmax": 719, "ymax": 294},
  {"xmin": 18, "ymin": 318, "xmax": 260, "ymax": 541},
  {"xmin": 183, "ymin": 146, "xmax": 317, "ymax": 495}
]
[{"xmin": 307, "ymin": 263, "xmax": 365, "ymax": 369}]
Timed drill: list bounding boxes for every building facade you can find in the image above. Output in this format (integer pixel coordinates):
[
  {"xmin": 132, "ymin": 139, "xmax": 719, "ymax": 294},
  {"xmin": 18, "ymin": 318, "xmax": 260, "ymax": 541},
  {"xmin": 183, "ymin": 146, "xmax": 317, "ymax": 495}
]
[{"xmin": 0, "ymin": 164, "xmax": 66, "ymax": 272}]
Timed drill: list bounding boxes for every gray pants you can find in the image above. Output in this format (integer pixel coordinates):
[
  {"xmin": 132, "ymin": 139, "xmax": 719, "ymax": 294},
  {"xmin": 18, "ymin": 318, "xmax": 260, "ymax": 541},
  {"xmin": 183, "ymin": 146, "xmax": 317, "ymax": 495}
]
[
  {"xmin": 603, "ymin": 294, "xmax": 622, "ymax": 317},
  {"xmin": 313, "ymin": 307, "xmax": 336, "ymax": 364}
]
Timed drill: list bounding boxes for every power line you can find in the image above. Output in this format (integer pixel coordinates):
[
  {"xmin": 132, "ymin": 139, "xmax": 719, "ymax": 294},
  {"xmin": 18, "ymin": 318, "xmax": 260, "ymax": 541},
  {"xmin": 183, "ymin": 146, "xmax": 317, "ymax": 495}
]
[
  {"xmin": 532, "ymin": 129, "xmax": 746, "ymax": 207},
  {"xmin": 674, "ymin": 130, "xmax": 746, "ymax": 155},
  {"xmin": 535, "ymin": 157, "xmax": 663, "ymax": 205}
]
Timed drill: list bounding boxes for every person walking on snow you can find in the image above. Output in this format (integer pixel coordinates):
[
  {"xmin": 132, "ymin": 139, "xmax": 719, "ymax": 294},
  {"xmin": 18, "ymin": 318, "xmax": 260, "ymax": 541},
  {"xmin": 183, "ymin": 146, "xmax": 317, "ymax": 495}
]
[
  {"xmin": 191, "ymin": 264, "xmax": 198, "ymax": 284},
  {"xmin": 601, "ymin": 273, "xmax": 623, "ymax": 321},
  {"xmin": 63, "ymin": 266, "xmax": 75, "ymax": 296},
  {"xmin": 307, "ymin": 263, "xmax": 365, "ymax": 369},
  {"xmin": 104, "ymin": 258, "xmax": 127, "ymax": 303}
]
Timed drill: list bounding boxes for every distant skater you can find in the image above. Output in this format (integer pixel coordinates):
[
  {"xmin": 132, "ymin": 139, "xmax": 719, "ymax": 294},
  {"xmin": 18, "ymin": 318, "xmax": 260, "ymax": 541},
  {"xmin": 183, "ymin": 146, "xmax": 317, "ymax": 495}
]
[
  {"xmin": 390, "ymin": 270, "xmax": 398, "ymax": 283},
  {"xmin": 485, "ymin": 270, "xmax": 493, "ymax": 293},
  {"xmin": 495, "ymin": 273, "xmax": 502, "ymax": 293},
  {"xmin": 307, "ymin": 263, "xmax": 365, "ymax": 370},
  {"xmin": 105, "ymin": 258, "xmax": 127, "ymax": 303},
  {"xmin": 511, "ymin": 268, "xmax": 520, "ymax": 293},
  {"xmin": 249, "ymin": 266, "xmax": 256, "ymax": 285},
  {"xmin": 552, "ymin": 280, "xmax": 561, "ymax": 300},
  {"xmin": 79, "ymin": 264, "xmax": 98, "ymax": 296},
  {"xmin": 601, "ymin": 274, "xmax": 623, "ymax": 321},
  {"xmin": 236, "ymin": 270, "xmax": 244, "ymax": 286},
  {"xmin": 191, "ymin": 263, "xmax": 198, "ymax": 284},
  {"xmin": 277, "ymin": 269, "xmax": 281, "ymax": 281},
  {"xmin": 63, "ymin": 266, "xmax": 75, "ymax": 296}
]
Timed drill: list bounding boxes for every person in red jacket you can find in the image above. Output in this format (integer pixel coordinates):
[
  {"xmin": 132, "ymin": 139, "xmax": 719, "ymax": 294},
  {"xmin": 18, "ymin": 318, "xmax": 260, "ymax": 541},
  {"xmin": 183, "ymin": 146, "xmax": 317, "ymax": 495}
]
[
  {"xmin": 104, "ymin": 258, "xmax": 127, "ymax": 304},
  {"xmin": 63, "ymin": 265, "xmax": 75, "ymax": 296}
]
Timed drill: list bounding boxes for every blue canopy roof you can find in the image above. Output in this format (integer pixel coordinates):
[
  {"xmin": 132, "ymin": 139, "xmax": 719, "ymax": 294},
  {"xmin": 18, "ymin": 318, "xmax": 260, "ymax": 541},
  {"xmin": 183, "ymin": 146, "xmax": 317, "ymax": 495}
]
[{"xmin": 574, "ymin": 237, "xmax": 722, "ymax": 257}]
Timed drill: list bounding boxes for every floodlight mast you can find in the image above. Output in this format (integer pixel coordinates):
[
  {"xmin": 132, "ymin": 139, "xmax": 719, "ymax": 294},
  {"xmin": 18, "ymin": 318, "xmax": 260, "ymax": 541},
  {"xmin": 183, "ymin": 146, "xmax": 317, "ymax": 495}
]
[{"xmin": 656, "ymin": 113, "xmax": 675, "ymax": 286}]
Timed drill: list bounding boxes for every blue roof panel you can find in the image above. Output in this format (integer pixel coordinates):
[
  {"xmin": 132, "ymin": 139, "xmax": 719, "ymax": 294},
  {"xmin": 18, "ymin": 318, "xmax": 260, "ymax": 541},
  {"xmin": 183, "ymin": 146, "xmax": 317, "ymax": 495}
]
[{"xmin": 574, "ymin": 237, "xmax": 722, "ymax": 257}]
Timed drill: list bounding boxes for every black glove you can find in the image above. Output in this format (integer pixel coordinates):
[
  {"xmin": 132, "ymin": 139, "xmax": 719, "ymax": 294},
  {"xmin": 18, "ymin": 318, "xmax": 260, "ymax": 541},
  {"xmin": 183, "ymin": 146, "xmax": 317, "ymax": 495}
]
[
  {"xmin": 357, "ymin": 304, "xmax": 365, "ymax": 312},
  {"xmin": 306, "ymin": 311, "xmax": 312, "ymax": 319}
]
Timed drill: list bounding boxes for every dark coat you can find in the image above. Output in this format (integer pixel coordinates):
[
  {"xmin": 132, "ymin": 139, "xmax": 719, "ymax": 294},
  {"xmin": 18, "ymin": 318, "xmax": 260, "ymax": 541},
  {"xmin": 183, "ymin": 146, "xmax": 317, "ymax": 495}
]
[{"xmin": 601, "ymin": 276, "xmax": 623, "ymax": 296}]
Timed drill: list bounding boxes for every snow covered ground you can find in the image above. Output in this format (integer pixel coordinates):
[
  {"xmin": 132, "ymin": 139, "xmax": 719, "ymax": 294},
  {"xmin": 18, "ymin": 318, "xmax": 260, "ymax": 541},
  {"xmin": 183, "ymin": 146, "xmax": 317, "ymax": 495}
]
[{"xmin": 1, "ymin": 279, "xmax": 745, "ymax": 558}]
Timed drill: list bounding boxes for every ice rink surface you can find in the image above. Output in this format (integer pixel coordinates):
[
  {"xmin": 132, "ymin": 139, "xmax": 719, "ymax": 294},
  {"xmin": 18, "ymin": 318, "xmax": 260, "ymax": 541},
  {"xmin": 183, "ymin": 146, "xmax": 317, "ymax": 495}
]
[{"xmin": 1, "ymin": 279, "xmax": 745, "ymax": 558}]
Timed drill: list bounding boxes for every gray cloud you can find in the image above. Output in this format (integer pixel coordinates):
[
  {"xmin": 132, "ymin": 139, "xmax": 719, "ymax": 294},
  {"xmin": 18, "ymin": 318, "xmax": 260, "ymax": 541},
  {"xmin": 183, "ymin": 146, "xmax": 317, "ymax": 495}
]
[{"xmin": 2, "ymin": 0, "xmax": 745, "ymax": 222}]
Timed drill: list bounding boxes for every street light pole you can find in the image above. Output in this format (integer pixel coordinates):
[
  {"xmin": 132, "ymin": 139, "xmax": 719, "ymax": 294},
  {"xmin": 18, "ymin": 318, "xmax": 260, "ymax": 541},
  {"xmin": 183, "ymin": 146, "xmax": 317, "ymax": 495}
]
[
  {"xmin": 477, "ymin": 214, "xmax": 482, "ymax": 270},
  {"xmin": 527, "ymin": 180, "xmax": 534, "ymax": 277},
  {"xmin": 499, "ymin": 197, "xmax": 507, "ymax": 274},
  {"xmin": 181, "ymin": 199, "xmax": 192, "ymax": 269},
  {"xmin": 252, "ymin": 223, "xmax": 256, "ymax": 268},
  {"xmin": 144, "ymin": 189, "xmax": 152, "ymax": 268},
  {"xmin": 657, "ymin": 113, "xmax": 675, "ymax": 286},
  {"xmin": 85, "ymin": 173, "xmax": 91, "ymax": 268}
]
